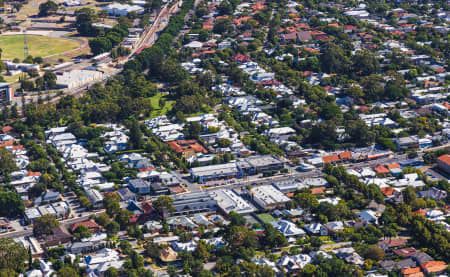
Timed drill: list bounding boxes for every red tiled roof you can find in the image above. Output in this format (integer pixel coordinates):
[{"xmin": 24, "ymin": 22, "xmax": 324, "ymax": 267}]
[
  {"xmin": 374, "ymin": 165, "xmax": 389, "ymax": 174},
  {"xmin": 168, "ymin": 140, "xmax": 207, "ymax": 154},
  {"xmin": 343, "ymin": 25, "xmax": 356, "ymax": 30},
  {"xmin": 69, "ymin": 220, "xmax": 100, "ymax": 232},
  {"xmin": 251, "ymin": 1, "xmax": 266, "ymax": 11},
  {"xmin": 259, "ymin": 79, "xmax": 281, "ymax": 86},
  {"xmin": 216, "ymin": 15, "xmax": 228, "ymax": 20},
  {"xmin": 232, "ymin": 16, "xmax": 252, "ymax": 26},
  {"xmin": 339, "ymin": 151, "xmax": 352, "ymax": 160},
  {"xmin": 402, "ymin": 267, "xmax": 421, "ymax": 275},
  {"xmin": 296, "ymin": 23, "xmax": 310, "ymax": 29},
  {"xmin": 139, "ymin": 166, "xmax": 155, "ymax": 172},
  {"xmin": 169, "ymin": 186, "xmax": 185, "ymax": 194},
  {"xmin": 437, "ymin": 154, "xmax": 450, "ymax": 166},
  {"xmin": 386, "ymin": 163, "xmax": 400, "ymax": 169},
  {"xmin": 27, "ymin": 171, "xmax": 41, "ymax": 177},
  {"xmin": 141, "ymin": 202, "xmax": 154, "ymax": 214},
  {"xmin": 311, "ymin": 187, "xmax": 326, "ymax": 194},
  {"xmin": 311, "ymin": 30, "xmax": 325, "ymax": 35},
  {"xmin": 302, "ymin": 48, "xmax": 320, "ymax": 53},
  {"xmin": 323, "ymin": 154, "xmax": 340, "ymax": 164},
  {"xmin": 232, "ymin": 53, "xmax": 252, "ymax": 63},
  {"xmin": 393, "ymin": 247, "xmax": 417, "ymax": 257},
  {"xmin": 381, "ymin": 187, "xmax": 395, "ymax": 196},
  {"xmin": 412, "ymin": 208, "xmax": 426, "ymax": 216},
  {"xmin": 12, "ymin": 145, "xmax": 24, "ymax": 151},
  {"xmin": 377, "ymin": 238, "xmax": 408, "ymax": 248},
  {"xmin": 1, "ymin": 126, "xmax": 13, "ymax": 133},
  {"xmin": 421, "ymin": 261, "xmax": 447, "ymax": 273},
  {"xmin": 283, "ymin": 32, "xmax": 297, "ymax": 40},
  {"xmin": 129, "ymin": 214, "xmax": 141, "ymax": 224},
  {"xmin": 286, "ymin": 192, "xmax": 294, "ymax": 198},
  {"xmin": 0, "ymin": 140, "xmax": 15, "ymax": 147}
]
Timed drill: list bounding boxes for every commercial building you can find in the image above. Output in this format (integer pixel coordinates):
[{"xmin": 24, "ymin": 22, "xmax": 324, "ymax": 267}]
[
  {"xmin": 4, "ymin": 61, "xmax": 40, "ymax": 72},
  {"xmin": 56, "ymin": 70, "xmax": 104, "ymax": 90},
  {"xmin": 0, "ymin": 83, "xmax": 14, "ymax": 103},
  {"xmin": 171, "ymin": 192, "xmax": 217, "ymax": 217},
  {"xmin": 250, "ymin": 185, "xmax": 290, "ymax": 210},
  {"xmin": 211, "ymin": 189, "xmax": 254, "ymax": 215},
  {"xmin": 128, "ymin": 179, "xmax": 151, "ymax": 195},
  {"xmin": 190, "ymin": 162, "xmax": 241, "ymax": 184},
  {"xmin": 150, "ymin": 182, "xmax": 170, "ymax": 195},
  {"xmin": 103, "ymin": 3, "xmax": 144, "ymax": 16},
  {"xmin": 244, "ymin": 155, "xmax": 285, "ymax": 173},
  {"xmin": 273, "ymin": 178, "xmax": 307, "ymax": 193}
]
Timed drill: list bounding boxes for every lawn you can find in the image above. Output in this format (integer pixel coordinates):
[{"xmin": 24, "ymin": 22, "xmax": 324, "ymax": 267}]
[
  {"xmin": 149, "ymin": 93, "xmax": 175, "ymax": 117},
  {"xmin": 256, "ymin": 213, "xmax": 276, "ymax": 224},
  {"xmin": 0, "ymin": 35, "xmax": 80, "ymax": 60}
]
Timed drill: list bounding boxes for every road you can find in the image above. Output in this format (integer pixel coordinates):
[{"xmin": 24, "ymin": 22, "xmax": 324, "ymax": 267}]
[
  {"xmin": 0, "ymin": 148, "xmax": 443, "ymax": 239},
  {"xmin": 130, "ymin": 0, "xmax": 183, "ymax": 57},
  {"xmin": 0, "ymin": 212, "xmax": 101, "ymax": 238},
  {"xmin": 0, "ymin": 202, "xmax": 129, "ymax": 239}
]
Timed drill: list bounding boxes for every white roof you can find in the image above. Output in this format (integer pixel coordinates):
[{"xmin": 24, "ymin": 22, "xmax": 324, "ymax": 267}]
[
  {"xmin": 250, "ymin": 185, "xmax": 290, "ymax": 206},
  {"xmin": 271, "ymin": 220, "xmax": 305, "ymax": 236},
  {"xmin": 211, "ymin": 189, "xmax": 254, "ymax": 214}
]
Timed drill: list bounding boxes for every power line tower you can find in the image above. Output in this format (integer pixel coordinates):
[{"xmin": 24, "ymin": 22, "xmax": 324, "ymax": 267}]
[{"xmin": 23, "ymin": 30, "xmax": 29, "ymax": 60}]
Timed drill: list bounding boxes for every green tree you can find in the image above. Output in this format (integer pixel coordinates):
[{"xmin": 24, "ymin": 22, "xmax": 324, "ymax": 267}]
[
  {"xmin": 95, "ymin": 213, "xmax": 110, "ymax": 226},
  {"xmin": 294, "ymin": 192, "xmax": 319, "ymax": 212},
  {"xmin": 0, "ymin": 192, "xmax": 24, "ymax": 217},
  {"xmin": 194, "ymin": 240, "xmax": 210, "ymax": 261},
  {"xmin": 352, "ymin": 50, "xmax": 380, "ymax": 76},
  {"xmin": 213, "ymin": 18, "xmax": 231, "ymax": 34},
  {"xmin": 103, "ymin": 193, "xmax": 120, "ymax": 217},
  {"xmin": 106, "ymin": 221, "xmax": 120, "ymax": 237},
  {"xmin": 184, "ymin": 122, "xmax": 202, "ymax": 139},
  {"xmin": 320, "ymin": 42, "xmax": 349, "ymax": 74},
  {"xmin": 144, "ymin": 243, "xmax": 161, "ymax": 260},
  {"xmin": 89, "ymin": 37, "xmax": 112, "ymax": 55},
  {"xmin": 116, "ymin": 209, "xmax": 132, "ymax": 228},
  {"xmin": 79, "ymin": 196, "xmax": 93, "ymax": 210},
  {"xmin": 229, "ymin": 211, "xmax": 246, "ymax": 226},
  {"xmin": 57, "ymin": 266, "xmax": 79, "ymax": 277},
  {"xmin": 0, "ymin": 147, "xmax": 17, "ymax": 178},
  {"xmin": 153, "ymin": 196, "xmax": 175, "ymax": 216},
  {"xmin": 104, "ymin": 267, "xmax": 119, "ymax": 277},
  {"xmin": 127, "ymin": 118, "xmax": 143, "ymax": 149},
  {"xmin": 39, "ymin": 0, "xmax": 58, "ymax": 16},
  {"xmin": 0, "ymin": 269, "xmax": 17, "ymax": 277},
  {"xmin": 72, "ymin": 225, "xmax": 92, "ymax": 240},
  {"xmin": 402, "ymin": 187, "xmax": 417, "ymax": 204},
  {"xmin": 33, "ymin": 214, "xmax": 59, "ymax": 237},
  {"xmin": 0, "ymin": 238, "xmax": 28, "ymax": 273},
  {"xmin": 365, "ymin": 245, "xmax": 384, "ymax": 261}
]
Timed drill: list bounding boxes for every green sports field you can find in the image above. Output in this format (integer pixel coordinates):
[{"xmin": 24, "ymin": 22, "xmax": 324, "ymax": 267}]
[
  {"xmin": 256, "ymin": 213, "xmax": 276, "ymax": 224},
  {"xmin": 0, "ymin": 35, "xmax": 80, "ymax": 60}
]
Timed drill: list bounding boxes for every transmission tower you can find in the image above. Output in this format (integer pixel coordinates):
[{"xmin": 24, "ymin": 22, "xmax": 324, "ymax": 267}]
[{"xmin": 23, "ymin": 29, "xmax": 29, "ymax": 60}]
